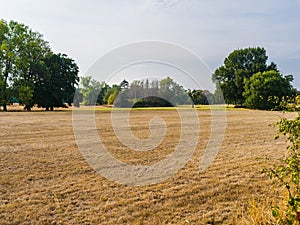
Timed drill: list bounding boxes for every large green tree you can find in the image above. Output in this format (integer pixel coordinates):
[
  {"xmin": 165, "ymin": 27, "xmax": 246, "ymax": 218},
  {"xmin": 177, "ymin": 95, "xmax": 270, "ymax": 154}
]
[
  {"xmin": 35, "ymin": 53, "xmax": 79, "ymax": 111},
  {"xmin": 0, "ymin": 19, "xmax": 50, "ymax": 111},
  {"xmin": 212, "ymin": 47, "xmax": 277, "ymax": 105},
  {"xmin": 243, "ymin": 70, "xmax": 295, "ymax": 110},
  {"xmin": 0, "ymin": 19, "xmax": 79, "ymax": 111}
]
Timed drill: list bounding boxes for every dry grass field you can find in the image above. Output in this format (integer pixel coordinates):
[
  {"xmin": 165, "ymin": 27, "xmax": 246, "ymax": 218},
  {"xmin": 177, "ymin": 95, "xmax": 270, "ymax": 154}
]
[{"xmin": 0, "ymin": 108, "xmax": 297, "ymax": 224}]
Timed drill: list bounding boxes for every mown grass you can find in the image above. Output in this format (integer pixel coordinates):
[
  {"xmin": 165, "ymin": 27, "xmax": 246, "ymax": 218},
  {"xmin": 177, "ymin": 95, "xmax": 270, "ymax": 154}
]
[{"xmin": 0, "ymin": 108, "xmax": 297, "ymax": 224}]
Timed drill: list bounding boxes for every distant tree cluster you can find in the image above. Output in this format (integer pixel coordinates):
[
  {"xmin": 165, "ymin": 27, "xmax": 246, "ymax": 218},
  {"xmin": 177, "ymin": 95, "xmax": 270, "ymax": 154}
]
[
  {"xmin": 78, "ymin": 76, "xmax": 218, "ymax": 108},
  {"xmin": 212, "ymin": 47, "xmax": 296, "ymax": 110},
  {"xmin": 0, "ymin": 19, "xmax": 79, "ymax": 111}
]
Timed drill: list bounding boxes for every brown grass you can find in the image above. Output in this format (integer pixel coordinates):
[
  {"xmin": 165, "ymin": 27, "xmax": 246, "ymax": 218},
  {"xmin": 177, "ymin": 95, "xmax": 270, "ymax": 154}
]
[{"xmin": 0, "ymin": 108, "xmax": 297, "ymax": 224}]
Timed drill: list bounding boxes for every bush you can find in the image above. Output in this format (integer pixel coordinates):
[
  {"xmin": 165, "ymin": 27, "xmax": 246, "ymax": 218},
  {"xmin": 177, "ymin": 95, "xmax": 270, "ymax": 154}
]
[
  {"xmin": 243, "ymin": 70, "xmax": 294, "ymax": 110},
  {"xmin": 269, "ymin": 113, "xmax": 300, "ymax": 224},
  {"xmin": 133, "ymin": 96, "xmax": 174, "ymax": 108}
]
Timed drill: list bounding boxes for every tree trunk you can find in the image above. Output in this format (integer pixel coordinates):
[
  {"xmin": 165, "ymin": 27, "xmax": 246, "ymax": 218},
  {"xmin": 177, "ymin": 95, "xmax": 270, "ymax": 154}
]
[
  {"xmin": 46, "ymin": 107, "xmax": 49, "ymax": 111},
  {"xmin": 50, "ymin": 106, "xmax": 54, "ymax": 111},
  {"xmin": 3, "ymin": 104, "xmax": 7, "ymax": 112}
]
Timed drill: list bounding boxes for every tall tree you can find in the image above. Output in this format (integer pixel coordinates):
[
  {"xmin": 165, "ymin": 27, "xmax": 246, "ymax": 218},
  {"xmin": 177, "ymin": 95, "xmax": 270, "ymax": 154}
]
[
  {"xmin": 0, "ymin": 20, "xmax": 22, "ymax": 111},
  {"xmin": 212, "ymin": 47, "xmax": 277, "ymax": 105},
  {"xmin": 0, "ymin": 20, "xmax": 51, "ymax": 111},
  {"xmin": 0, "ymin": 19, "xmax": 51, "ymax": 111},
  {"xmin": 35, "ymin": 53, "xmax": 79, "ymax": 111},
  {"xmin": 159, "ymin": 77, "xmax": 187, "ymax": 105},
  {"xmin": 106, "ymin": 85, "xmax": 120, "ymax": 105}
]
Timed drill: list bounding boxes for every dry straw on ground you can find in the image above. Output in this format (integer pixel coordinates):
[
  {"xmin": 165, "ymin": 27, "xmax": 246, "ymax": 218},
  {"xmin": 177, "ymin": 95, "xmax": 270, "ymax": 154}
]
[{"xmin": 0, "ymin": 108, "xmax": 296, "ymax": 224}]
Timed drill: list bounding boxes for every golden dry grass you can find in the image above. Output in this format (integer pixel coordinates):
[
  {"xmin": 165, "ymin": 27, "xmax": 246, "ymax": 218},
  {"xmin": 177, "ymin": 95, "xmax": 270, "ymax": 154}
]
[{"xmin": 0, "ymin": 108, "xmax": 297, "ymax": 224}]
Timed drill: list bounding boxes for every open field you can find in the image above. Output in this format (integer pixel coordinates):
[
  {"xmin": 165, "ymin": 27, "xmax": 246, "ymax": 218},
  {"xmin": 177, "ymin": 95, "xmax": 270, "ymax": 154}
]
[{"xmin": 0, "ymin": 108, "xmax": 297, "ymax": 224}]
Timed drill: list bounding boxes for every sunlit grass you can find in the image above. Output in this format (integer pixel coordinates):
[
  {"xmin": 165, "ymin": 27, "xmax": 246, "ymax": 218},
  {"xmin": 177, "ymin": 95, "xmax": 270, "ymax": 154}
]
[
  {"xmin": 0, "ymin": 109, "xmax": 293, "ymax": 224},
  {"xmin": 74, "ymin": 104, "xmax": 232, "ymax": 111}
]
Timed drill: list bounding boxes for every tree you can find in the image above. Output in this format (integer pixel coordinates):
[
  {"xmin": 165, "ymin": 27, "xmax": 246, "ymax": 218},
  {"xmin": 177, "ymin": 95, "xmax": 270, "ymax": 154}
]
[
  {"xmin": 0, "ymin": 19, "xmax": 51, "ymax": 111},
  {"xmin": 35, "ymin": 53, "xmax": 79, "ymax": 111},
  {"xmin": 0, "ymin": 20, "xmax": 22, "ymax": 111},
  {"xmin": 120, "ymin": 79, "xmax": 129, "ymax": 90},
  {"xmin": 103, "ymin": 84, "xmax": 119, "ymax": 105},
  {"xmin": 213, "ymin": 84, "xmax": 225, "ymax": 104},
  {"xmin": 212, "ymin": 47, "xmax": 278, "ymax": 105},
  {"xmin": 243, "ymin": 70, "xmax": 295, "ymax": 110},
  {"xmin": 97, "ymin": 82, "xmax": 110, "ymax": 105},
  {"xmin": 159, "ymin": 77, "xmax": 187, "ymax": 105},
  {"xmin": 107, "ymin": 87, "xmax": 119, "ymax": 105},
  {"xmin": 187, "ymin": 89, "xmax": 214, "ymax": 107},
  {"xmin": 80, "ymin": 76, "xmax": 101, "ymax": 105},
  {"xmin": 79, "ymin": 76, "xmax": 110, "ymax": 105},
  {"xmin": 127, "ymin": 80, "xmax": 144, "ymax": 99}
]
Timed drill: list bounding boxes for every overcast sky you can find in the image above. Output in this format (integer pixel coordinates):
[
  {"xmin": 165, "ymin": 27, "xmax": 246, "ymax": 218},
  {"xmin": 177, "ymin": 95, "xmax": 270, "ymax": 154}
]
[{"xmin": 0, "ymin": 0, "xmax": 299, "ymax": 90}]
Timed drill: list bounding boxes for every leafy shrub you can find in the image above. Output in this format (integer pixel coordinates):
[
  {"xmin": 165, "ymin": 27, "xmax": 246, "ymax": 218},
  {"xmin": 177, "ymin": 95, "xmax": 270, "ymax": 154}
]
[
  {"xmin": 269, "ymin": 113, "xmax": 300, "ymax": 224},
  {"xmin": 133, "ymin": 96, "xmax": 174, "ymax": 108}
]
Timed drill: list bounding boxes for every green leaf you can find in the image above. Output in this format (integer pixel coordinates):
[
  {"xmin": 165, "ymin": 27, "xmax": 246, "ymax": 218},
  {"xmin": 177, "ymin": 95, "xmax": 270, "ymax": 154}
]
[{"xmin": 272, "ymin": 208, "xmax": 279, "ymax": 217}]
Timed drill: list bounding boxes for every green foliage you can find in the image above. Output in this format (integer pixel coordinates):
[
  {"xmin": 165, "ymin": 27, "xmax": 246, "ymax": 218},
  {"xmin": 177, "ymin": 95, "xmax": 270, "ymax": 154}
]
[
  {"xmin": 0, "ymin": 19, "xmax": 79, "ymax": 111},
  {"xmin": 107, "ymin": 88, "xmax": 119, "ymax": 105},
  {"xmin": 212, "ymin": 47, "xmax": 278, "ymax": 106},
  {"xmin": 35, "ymin": 53, "xmax": 79, "ymax": 110},
  {"xmin": 78, "ymin": 76, "xmax": 214, "ymax": 108},
  {"xmin": 80, "ymin": 76, "xmax": 103, "ymax": 105},
  {"xmin": 0, "ymin": 73, "xmax": 6, "ymax": 107},
  {"xmin": 0, "ymin": 19, "xmax": 51, "ymax": 111},
  {"xmin": 13, "ymin": 79, "xmax": 35, "ymax": 110},
  {"xmin": 187, "ymin": 89, "xmax": 212, "ymax": 106},
  {"xmin": 243, "ymin": 70, "xmax": 295, "ymax": 110},
  {"xmin": 132, "ymin": 96, "xmax": 173, "ymax": 108},
  {"xmin": 159, "ymin": 77, "xmax": 188, "ymax": 105},
  {"xmin": 213, "ymin": 83, "xmax": 226, "ymax": 104},
  {"xmin": 270, "ymin": 113, "xmax": 300, "ymax": 224},
  {"xmin": 278, "ymin": 93, "xmax": 300, "ymax": 112}
]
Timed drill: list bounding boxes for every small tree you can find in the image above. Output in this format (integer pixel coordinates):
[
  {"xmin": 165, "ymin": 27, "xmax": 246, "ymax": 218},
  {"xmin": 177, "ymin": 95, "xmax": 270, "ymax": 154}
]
[
  {"xmin": 187, "ymin": 89, "xmax": 211, "ymax": 107},
  {"xmin": 243, "ymin": 70, "xmax": 295, "ymax": 110},
  {"xmin": 107, "ymin": 88, "xmax": 119, "ymax": 105}
]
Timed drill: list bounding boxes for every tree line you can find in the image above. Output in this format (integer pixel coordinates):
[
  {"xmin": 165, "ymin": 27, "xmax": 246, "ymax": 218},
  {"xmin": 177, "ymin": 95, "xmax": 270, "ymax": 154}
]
[
  {"xmin": 77, "ymin": 76, "xmax": 218, "ymax": 108},
  {"xmin": 1, "ymin": 20, "xmax": 297, "ymax": 111},
  {"xmin": 0, "ymin": 19, "xmax": 79, "ymax": 111}
]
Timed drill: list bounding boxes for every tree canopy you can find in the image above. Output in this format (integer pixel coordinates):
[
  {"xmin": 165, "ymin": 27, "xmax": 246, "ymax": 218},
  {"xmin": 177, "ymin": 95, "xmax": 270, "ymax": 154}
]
[
  {"xmin": 36, "ymin": 53, "xmax": 79, "ymax": 111},
  {"xmin": 212, "ymin": 47, "xmax": 295, "ymax": 109},
  {"xmin": 212, "ymin": 47, "xmax": 278, "ymax": 105},
  {"xmin": 243, "ymin": 70, "xmax": 295, "ymax": 110},
  {"xmin": 0, "ymin": 19, "xmax": 79, "ymax": 111},
  {"xmin": 78, "ymin": 76, "xmax": 216, "ymax": 108}
]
